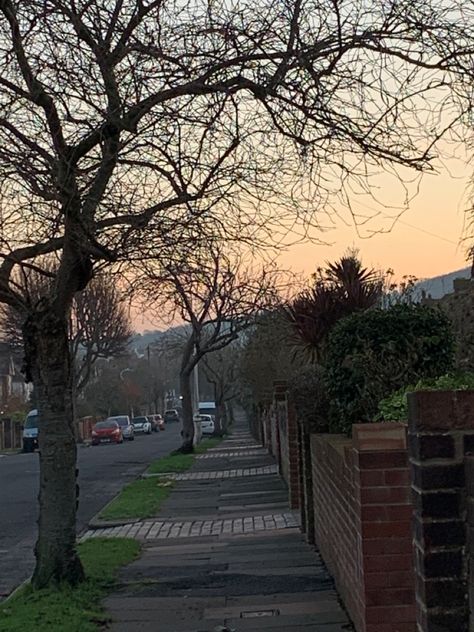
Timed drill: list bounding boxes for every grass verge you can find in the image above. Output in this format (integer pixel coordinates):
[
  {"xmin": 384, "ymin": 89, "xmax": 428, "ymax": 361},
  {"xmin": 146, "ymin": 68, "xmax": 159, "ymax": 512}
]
[
  {"xmin": 147, "ymin": 437, "xmax": 223, "ymax": 473},
  {"xmin": 99, "ymin": 477, "xmax": 175, "ymax": 521},
  {"xmin": 0, "ymin": 538, "xmax": 140, "ymax": 632},
  {"xmin": 99, "ymin": 437, "xmax": 224, "ymax": 520}
]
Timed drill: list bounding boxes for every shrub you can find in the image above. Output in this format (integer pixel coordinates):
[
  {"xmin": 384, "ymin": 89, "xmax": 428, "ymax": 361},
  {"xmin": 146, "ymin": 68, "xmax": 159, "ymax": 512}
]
[
  {"xmin": 289, "ymin": 364, "xmax": 330, "ymax": 433},
  {"xmin": 377, "ymin": 372, "xmax": 474, "ymax": 421},
  {"xmin": 325, "ymin": 304, "xmax": 455, "ymax": 433}
]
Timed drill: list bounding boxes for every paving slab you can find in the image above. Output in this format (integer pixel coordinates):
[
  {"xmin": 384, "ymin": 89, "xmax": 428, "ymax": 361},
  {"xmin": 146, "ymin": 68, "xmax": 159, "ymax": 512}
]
[{"xmin": 105, "ymin": 414, "xmax": 353, "ymax": 631}]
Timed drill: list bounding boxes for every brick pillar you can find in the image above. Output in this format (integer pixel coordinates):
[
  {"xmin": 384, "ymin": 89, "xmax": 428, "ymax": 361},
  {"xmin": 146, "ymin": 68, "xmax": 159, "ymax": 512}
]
[
  {"xmin": 466, "ymin": 455, "xmax": 474, "ymax": 632},
  {"xmin": 300, "ymin": 427, "xmax": 314, "ymax": 544},
  {"xmin": 408, "ymin": 390, "xmax": 474, "ymax": 632},
  {"xmin": 353, "ymin": 423, "xmax": 416, "ymax": 632},
  {"xmin": 298, "ymin": 424, "xmax": 307, "ymax": 533},
  {"xmin": 287, "ymin": 397, "xmax": 300, "ymax": 510}
]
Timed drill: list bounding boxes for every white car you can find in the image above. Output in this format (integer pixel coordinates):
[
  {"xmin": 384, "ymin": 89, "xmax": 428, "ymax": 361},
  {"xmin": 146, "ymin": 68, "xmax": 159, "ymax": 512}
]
[
  {"xmin": 194, "ymin": 414, "xmax": 215, "ymax": 435},
  {"xmin": 131, "ymin": 416, "xmax": 152, "ymax": 434}
]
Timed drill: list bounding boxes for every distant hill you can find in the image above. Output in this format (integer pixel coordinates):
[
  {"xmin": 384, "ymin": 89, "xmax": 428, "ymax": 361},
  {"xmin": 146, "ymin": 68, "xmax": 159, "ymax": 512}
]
[
  {"xmin": 131, "ymin": 325, "xmax": 188, "ymax": 352},
  {"xmin": 131, "ymin": 330, "xmax": 164, "ymax": 351},
  {"xmin": 415, "ymin": 267, "xmax": 471, "ymax": 300}
]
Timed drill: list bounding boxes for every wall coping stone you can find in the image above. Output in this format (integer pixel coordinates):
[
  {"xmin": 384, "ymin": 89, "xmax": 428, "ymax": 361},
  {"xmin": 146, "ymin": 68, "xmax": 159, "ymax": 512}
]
[
  {"xmin": 353, "ymin": 423, "xmax": 408, "ymax": 452},
  {"xmin": 408, "ymin": 390, "xmax": 474, "ymax": 431}
]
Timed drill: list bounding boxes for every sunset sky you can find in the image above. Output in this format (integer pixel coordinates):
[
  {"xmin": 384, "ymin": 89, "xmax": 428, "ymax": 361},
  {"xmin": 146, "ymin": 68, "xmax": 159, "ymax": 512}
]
[
  {"xmin": 277, "ymin": 155, "xmax": 472, "ymax": 283},
  {"xmin": 134, "ymin": 155, "xmax": 473, "ymax": 333}
]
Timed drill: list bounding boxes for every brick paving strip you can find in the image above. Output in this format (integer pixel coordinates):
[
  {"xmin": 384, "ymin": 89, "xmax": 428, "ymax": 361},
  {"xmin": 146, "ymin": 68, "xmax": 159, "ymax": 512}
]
[
  {"xmin": 196, "ymin": 449, "xmax": 267, "ymax": 458},
  {"xmin": 80, "ymin": 511, "xmax": 300, "ymax": 542},
  {"xmin": 207, "ymin": 442, "xmax": 261, "ymax": 450},
  {"xmin": 145, "ymin": 464, "xmax": 278, "ymax": 480}
]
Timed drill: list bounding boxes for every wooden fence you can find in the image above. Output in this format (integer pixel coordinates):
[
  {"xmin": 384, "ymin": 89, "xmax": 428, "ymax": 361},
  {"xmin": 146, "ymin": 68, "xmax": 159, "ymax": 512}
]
[{"xmin": 0, "ymin": 418, "xmax": 22, "ymax": 450}]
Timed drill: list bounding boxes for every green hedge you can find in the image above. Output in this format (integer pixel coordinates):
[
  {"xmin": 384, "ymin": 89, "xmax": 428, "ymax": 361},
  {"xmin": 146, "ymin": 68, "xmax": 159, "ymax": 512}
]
[
  {"xmin": 377, "ymin": 372, "xmax": 474, "ymax": 421},
  {"xmin": 325, "ymin": 304, "xmax": 454, "ymax": 433}
]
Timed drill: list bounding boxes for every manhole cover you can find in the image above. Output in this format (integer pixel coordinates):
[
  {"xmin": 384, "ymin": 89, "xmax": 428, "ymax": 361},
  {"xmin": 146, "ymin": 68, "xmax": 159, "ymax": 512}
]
[{"xmin": 240, "ymin": 609, "xmax": 280, "ymax": 618}]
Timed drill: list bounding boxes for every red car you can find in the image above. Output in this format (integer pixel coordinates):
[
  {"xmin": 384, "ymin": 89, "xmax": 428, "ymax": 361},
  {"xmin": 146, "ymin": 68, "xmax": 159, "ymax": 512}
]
[{"xmin": 91, "ymin": 420, "xmax": 123, "ymax": 445}]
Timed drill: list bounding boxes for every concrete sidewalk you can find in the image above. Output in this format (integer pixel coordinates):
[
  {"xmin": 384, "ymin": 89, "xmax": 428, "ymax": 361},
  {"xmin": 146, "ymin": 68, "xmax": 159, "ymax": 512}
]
[{"xmin": 101, "ymin": 419, "xmax": 353, "ymax": 631}]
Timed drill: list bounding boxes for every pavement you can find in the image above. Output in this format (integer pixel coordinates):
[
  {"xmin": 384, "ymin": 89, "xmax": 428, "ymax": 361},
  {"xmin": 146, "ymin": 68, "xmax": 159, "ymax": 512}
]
[
  {"xmin": 0, "ymin": 423, "xmax": 182, "ymax": 599},
  {"xmin": 100, "ymin": 417, "xmax": 353, "ymax": 632}
]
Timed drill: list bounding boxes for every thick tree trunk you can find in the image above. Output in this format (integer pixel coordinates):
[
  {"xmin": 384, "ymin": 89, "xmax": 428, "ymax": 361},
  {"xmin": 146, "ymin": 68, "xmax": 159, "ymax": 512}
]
[
  {"xmin": 25, "ymin": 309, "xmax": 84, "ymax": 589},
  {"xmin": 179, "ymin": 370, "xmax": 194, "ymax": 453}
]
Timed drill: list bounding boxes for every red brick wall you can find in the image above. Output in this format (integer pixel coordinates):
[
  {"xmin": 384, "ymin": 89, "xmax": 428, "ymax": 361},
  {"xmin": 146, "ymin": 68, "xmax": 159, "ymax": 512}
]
[
  {"xmin": 312, "ymin": 423, "xmax": 416, "ymax": 632},
  {"xmin": 286, "ymin": 400, "xmax": 300, "ymax": 509},
  {"xmin": 277, "ymin": 398, "xmax": 289, "ymax": 482},
  {"xmin": 275, "ymin": 392, "xmax": 300, "ymax": 509},
  {"xmin": 269, "ymin": 404, "xmax": 280, "ymax": 464}
]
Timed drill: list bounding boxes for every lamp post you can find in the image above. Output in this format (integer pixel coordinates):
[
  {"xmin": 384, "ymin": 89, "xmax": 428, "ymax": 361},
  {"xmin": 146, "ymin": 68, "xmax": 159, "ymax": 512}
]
[
  {"xmin": 120, "ymin": 368, "xmax": 134, "ymax": 417},
  {"xmin": 120, "ymin": 367, "xmax": 132, "ymax": 381}
]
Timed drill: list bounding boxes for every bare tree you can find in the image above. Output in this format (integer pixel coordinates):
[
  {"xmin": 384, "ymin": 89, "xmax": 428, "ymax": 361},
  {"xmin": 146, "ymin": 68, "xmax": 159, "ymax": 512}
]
[
  {"xmin": 238, "ymin": 310, "xmax": 296, "ymax": 410},
  {"xmin": 0, "ymin": 0, "xmax": 471, "ymax": 588},
  {"xmin": 142, "ymin": 246, "xmax": 282, "ymax": 451},
  {"xmin": 1, "ymin": 272, "xmax": 132, "ymax": 395},
  {"xmin": 202, "ymin": 343, "xmax": 241, "ymax": 435},
  {"xmin": 72, "ymin": 277, "xmax": 132, "ymax": 394}
]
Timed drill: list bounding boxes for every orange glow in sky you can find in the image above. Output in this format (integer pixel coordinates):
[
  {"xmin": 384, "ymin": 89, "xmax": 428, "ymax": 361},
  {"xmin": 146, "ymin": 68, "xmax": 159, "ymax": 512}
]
[
  {"xmin": 134, "ymin": 157, "xmax": 472, "ymax": 333},
  {"xmin": 277, "ymin": 159, "xmax": 471, "ymax": 283}
]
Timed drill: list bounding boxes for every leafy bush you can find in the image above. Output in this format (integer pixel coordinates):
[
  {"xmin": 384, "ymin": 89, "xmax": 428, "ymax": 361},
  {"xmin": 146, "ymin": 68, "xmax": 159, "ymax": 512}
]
[
  {"xmin": 378, "ymin": 372, "xmax": 474, "ymax": 421},
  {"xmin": 289, "ymin": 364, "xmax": 330, "ymax": 433},
  {"xmin": 325, "ymin": 304, "xmax": 455, "ymax": 433}
]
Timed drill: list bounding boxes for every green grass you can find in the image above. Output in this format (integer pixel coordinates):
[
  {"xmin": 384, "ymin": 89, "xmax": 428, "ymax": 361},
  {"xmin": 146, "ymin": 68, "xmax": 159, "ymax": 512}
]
[
  {"xmin": 99, "ymin": 436, "xmax": 224, "ymax": 521},
  {"xmin": 195, "ymin": 437, "xmax": 222, "ymax": 453},
  {"xmin": 0, "ymin": 538, "xmax": 140, "ymax": 632},
  {"xmin": 99, "ymin": 478, "xmax": 174, "ymax": 520},
  {"xmin": 147, "ymin": 452, "xmax": 195, "ymax": 474},
  {"xmin": 147, "ymin": 437, "xmax": 223, "ymax": 473}
]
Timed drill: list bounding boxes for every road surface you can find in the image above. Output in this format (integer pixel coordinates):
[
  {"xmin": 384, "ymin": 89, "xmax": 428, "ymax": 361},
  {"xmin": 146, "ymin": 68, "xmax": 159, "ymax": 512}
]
[{"xmin": 0, "ymin": 423, "xmax": 181, "ymax": 598}]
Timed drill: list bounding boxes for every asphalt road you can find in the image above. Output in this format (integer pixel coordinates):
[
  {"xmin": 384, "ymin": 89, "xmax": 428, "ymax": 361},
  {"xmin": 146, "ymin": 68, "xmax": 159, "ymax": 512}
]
[{"xmin": 0, "ymin": 423, "xmax": 182, "ymax": 598}]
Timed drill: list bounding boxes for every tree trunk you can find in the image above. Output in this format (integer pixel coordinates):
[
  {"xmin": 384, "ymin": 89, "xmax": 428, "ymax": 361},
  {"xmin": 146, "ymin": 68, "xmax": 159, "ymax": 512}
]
[
  {"xmin": 227, "ymin": 401, "xmax": 235, "ymax": 429},
  {"xmin": 221, "ymin": 403, "xmax": 228, "ymax": 434},
  {"xmin": 24, "ymin": 308, "xmax": 84, "ymax": 589},
  {"xmin": 179, "ymin": 370, "xmax": 194, "ymax": 453},
  {"xmin": 214, "ymin": 397, "xmax": 226, "ymax": 437}
]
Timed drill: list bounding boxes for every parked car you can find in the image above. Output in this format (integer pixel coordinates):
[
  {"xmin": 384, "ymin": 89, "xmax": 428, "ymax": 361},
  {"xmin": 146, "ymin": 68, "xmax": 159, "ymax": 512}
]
[
  {"xmin": 22, "ymin": 409, "xmax": 39, "ymax": 453},
  {"xmin": 91, "ymin": 420, "xmax": 123, "ymax": 445},
  {"xmin": 105, "ymin": 415, "xmax": 134, "ymax": 441},
  {"xmin": 194, "ymin": 414, "xmax": 215, "ymax": 435},
  {"xmin": 156, "ymin": 414, "xmax": 165, "ymax": 431},
  {"xmin": 131, "ymin": 416, "xmax": 152, "ymax": 435},
  {"xmin": 164, "ymin": 409, "xmax": 180, "ymax": 423},
  {"xmin": 148, "ymin": 414, "xmax": 165, "ymax": 432},
  {"xmin": 198, "ymin": 401, "xmax": 217, "ymax": 418}
]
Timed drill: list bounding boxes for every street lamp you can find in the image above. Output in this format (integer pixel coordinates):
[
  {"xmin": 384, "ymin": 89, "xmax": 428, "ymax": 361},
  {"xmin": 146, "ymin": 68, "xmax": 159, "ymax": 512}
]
[
  {"xmin": 119, "ymin": 368, "xmax": 134, "ymax": 417},
  {"xmin": 120, "ymin": 367, "xmax": 133, "ymax": 381}
]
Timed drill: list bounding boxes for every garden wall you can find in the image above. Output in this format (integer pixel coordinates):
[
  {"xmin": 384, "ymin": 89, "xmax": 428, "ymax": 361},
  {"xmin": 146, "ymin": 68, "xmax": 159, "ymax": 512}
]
[
  {"xmin": 274, "ymin": 382, "xmax": 300, "ymax": 509},
  {"xmin": 311, "ymin": 423, "xmax": 416, "ymax": 632}
]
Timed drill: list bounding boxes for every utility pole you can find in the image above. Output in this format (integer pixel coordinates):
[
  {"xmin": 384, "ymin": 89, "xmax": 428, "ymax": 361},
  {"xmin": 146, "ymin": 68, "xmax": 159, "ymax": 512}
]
[{"xmin": 193, "ymin": 359, "xmax": 200, "ymax": 416}]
